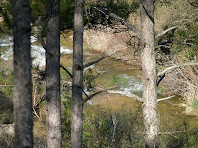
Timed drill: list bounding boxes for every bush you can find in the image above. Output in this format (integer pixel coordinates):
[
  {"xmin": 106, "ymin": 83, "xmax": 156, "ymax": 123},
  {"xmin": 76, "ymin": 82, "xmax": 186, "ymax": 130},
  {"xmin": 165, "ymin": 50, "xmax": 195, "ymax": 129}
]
[{"xmin": 61, "ymin": 96, "xmax": 144, "ymax": 147}]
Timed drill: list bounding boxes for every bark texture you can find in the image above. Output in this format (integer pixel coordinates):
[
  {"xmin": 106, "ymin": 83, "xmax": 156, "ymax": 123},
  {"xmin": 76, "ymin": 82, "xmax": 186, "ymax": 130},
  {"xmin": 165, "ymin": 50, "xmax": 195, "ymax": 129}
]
[
  {"xmin": 11, "ymin": 0, "xmax": 33, "ymax": 147},
  {"xmin": 46, "ymin": 0, "xmax": 62, "ymax": 147},
  {"xmin": 71, "ymin": 0, "xmax": 84, "ymax": 147},
  {"xmin": 140, "ymin": 0, "xmax": 159, "ymax": 147}
]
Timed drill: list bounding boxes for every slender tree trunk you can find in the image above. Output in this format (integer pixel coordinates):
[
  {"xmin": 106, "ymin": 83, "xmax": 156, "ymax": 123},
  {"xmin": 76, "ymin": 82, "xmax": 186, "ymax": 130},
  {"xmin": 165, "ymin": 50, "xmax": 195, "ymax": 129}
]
[
  {"xmin": 10, "ymin": 0, "xmax": 33, "ymax": 147},
  {"xmin": 71, "ymin": 0, "xmax": 84, "ymax": 147},
  {"xmin": 46, "ymin": 0, "xmax": 62, "ymax": 147},
  {"xmin": 140, "ymin": 0, "xmax": 159, "ymax": 147}
]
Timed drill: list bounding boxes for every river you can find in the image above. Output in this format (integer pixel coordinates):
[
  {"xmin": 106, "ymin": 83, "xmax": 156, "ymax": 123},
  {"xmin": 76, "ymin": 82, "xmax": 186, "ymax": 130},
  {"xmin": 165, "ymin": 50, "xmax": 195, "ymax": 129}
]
[{"xmin": 0, "ymin": 34, "xmax": 198, "ymax": 137}]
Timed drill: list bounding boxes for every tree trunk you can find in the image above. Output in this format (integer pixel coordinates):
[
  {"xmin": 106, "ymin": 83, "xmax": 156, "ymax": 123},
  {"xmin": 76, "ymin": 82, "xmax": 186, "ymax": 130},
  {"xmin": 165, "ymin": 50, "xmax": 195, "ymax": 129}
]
[
  {"xmin": 140, "ymin": 0, "xmax": 159, "ymax": 147},
  {"xmin": 10, "ymin": 0, "xmax": 33, "ymax": 147},
  {"xmin": 46, "ymin": 0, "xmax": 62, "ymax": 147},
  {"xmin": 71, "ymin": 0, "xmax": 84, "ymax": 147}
]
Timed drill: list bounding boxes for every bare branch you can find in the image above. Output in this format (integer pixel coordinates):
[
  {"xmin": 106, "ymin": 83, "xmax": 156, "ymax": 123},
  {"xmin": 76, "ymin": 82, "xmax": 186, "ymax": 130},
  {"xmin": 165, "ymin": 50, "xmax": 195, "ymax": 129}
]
[
  {"xmin": 129, "ymin": 94, "xmax": 144, "ymax": 102},
  {"xmin": 156, "ymin": 19, "xmax": 198, "ymax": 38},
  {"xmin": 93, "ymin": 6, "xmax": 141, "ymax": 38},
  {"xmin": 32, "ymin": 107, "xmax": 42, "ymax": 121},
  {"xmin": 83, "ymin": 87, "xmax": 116, "ymax": 104},
  {"xmin": 156, "ymin": 44, "xmax": 171, "ymax": 49},
  {"xmin": 83, "ymin": 90, "xmax": 105, "ymax": 104},
  {"xmin": 60, "ymin": 64, "xmax": 90, "ymax": 99},
  {"xmin": 156, "ymin": 73, "xmax": 166, "ymax": 86},
  {"xmin": 83, "ymin": 55, "xmax": 107, "ymax": 69},
  {"xmin": 107, "ymin": 90, "xmax": 144, "ymax": 102},
  {"xmin": 82, "ymin": 90, "xmax": 89, "ymax": 98},
  {"xmin": 38, "ymin": 25, "xmax": 47, "ymax": 50},
  {"xmin": 60, "ymin": 65, "xmax": 73, "ymax": 78},
  {"xmin": 157, "ymin": 95, "xmax": 175, "ymax": 102},
  {"xmin": 83, "ymin": 87, "xmax": 174, "ymax": 103},
  {"xmin": 107, "ymin": 89, "xmax": 175, "ymax": 102},
  {"xmin": 156, "ymin": 62, "xmax": 198, "ymax": 86},
  {"xmin": 158, "ymin": 62, "xmax": 198, "ymax": 77},
  {"xmin": 156, "ymin": 25, "xmax": 179, "ymax": 39}
]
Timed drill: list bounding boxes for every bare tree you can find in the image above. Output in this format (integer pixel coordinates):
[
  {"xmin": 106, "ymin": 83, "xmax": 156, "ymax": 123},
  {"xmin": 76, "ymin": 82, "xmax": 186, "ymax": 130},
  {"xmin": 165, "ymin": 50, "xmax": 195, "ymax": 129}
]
[
  {"xmin": 140, "ymin": 0, "xmax": 159, "ymax": 147},
  {"xmin": 46, "ymin": 0, "xmax": 62, "ymax": 147},
  {"xmin": 71, "ymin": 0, "xmax": 84, "ymax": 147},
  {"xmin": 10, "ymin": 0, "xmax": 33, "ymax": 147}
]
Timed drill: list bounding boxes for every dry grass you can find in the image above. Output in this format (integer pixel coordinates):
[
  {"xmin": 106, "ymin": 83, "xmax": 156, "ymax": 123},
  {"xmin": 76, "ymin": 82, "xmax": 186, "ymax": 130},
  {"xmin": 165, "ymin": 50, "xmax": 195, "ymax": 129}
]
[
  {"xmin": 84, "ymin": 29, "xmax": 128, "ymax": 54},
  {"xmin": 0, "ymin": 124, "xmax": 14, "ymax": 148},
  {"xmin": 127, "ymin": 9, "xmax": 140, "ymax": 31},
  {"xmin": 154, "ymin": 0, "xmax": 197, "ymax": 34},
  {"xmin": 84, "ymin": 28, "xmax": 141, "ymax": 65},
  {"xmin": 0, "ymin": 59, "xmax": 13, "ymax": 72}
]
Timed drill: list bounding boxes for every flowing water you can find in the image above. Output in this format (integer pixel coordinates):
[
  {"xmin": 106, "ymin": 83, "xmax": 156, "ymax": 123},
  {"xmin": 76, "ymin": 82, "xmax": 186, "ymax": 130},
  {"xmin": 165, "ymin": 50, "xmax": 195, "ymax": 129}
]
[{"xmin": 1, "ymin": 35, "xmax": 198, "ymax": 136}]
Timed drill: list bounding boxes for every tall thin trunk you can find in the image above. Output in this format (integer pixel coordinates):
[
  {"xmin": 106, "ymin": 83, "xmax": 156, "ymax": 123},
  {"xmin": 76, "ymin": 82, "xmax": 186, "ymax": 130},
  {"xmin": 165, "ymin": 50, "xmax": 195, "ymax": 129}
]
[
  {"xmin": 11, "ymin": 0, "xmax": 33, "ymax": 147},
  {"xmin": 46, "ymin": 0, "xmax": 61, "ymax": 147},
  {"xmin": 71, "ymin": 0, "xmax": 84, "ymax": 147},
  {"xmin": 140, "ymin": 0, "xmax": 159, "ymax": 147}
]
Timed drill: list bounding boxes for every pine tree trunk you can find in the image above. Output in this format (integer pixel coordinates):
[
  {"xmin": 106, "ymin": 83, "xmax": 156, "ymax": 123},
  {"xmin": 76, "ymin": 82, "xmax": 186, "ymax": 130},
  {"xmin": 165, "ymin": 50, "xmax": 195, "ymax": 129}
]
[
  {"xmin": 11, "ymin": 0, "xmax": 33, "ymax": 147},
  {"xmin": 140, "ymin": 0, "xmax": 160, "ymax": 147},
  {"xmin": 46, "ymin": 0, "xmax": 62, "ymax": 147},
  {"xmin": 71, "ymin": 0, "xmax": 84, "ymax": 147}
]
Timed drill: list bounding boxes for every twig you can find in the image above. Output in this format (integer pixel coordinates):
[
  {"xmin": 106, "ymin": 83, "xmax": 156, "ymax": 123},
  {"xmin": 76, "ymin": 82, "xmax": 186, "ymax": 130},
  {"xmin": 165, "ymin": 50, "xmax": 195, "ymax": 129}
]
[
  {"xmin": 32, "ymin": 107, "xmax": 42, "ymax": 121},
  {"xmin": 83, "ymin": 55, "xmax": 107, "ymax": 69}
]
